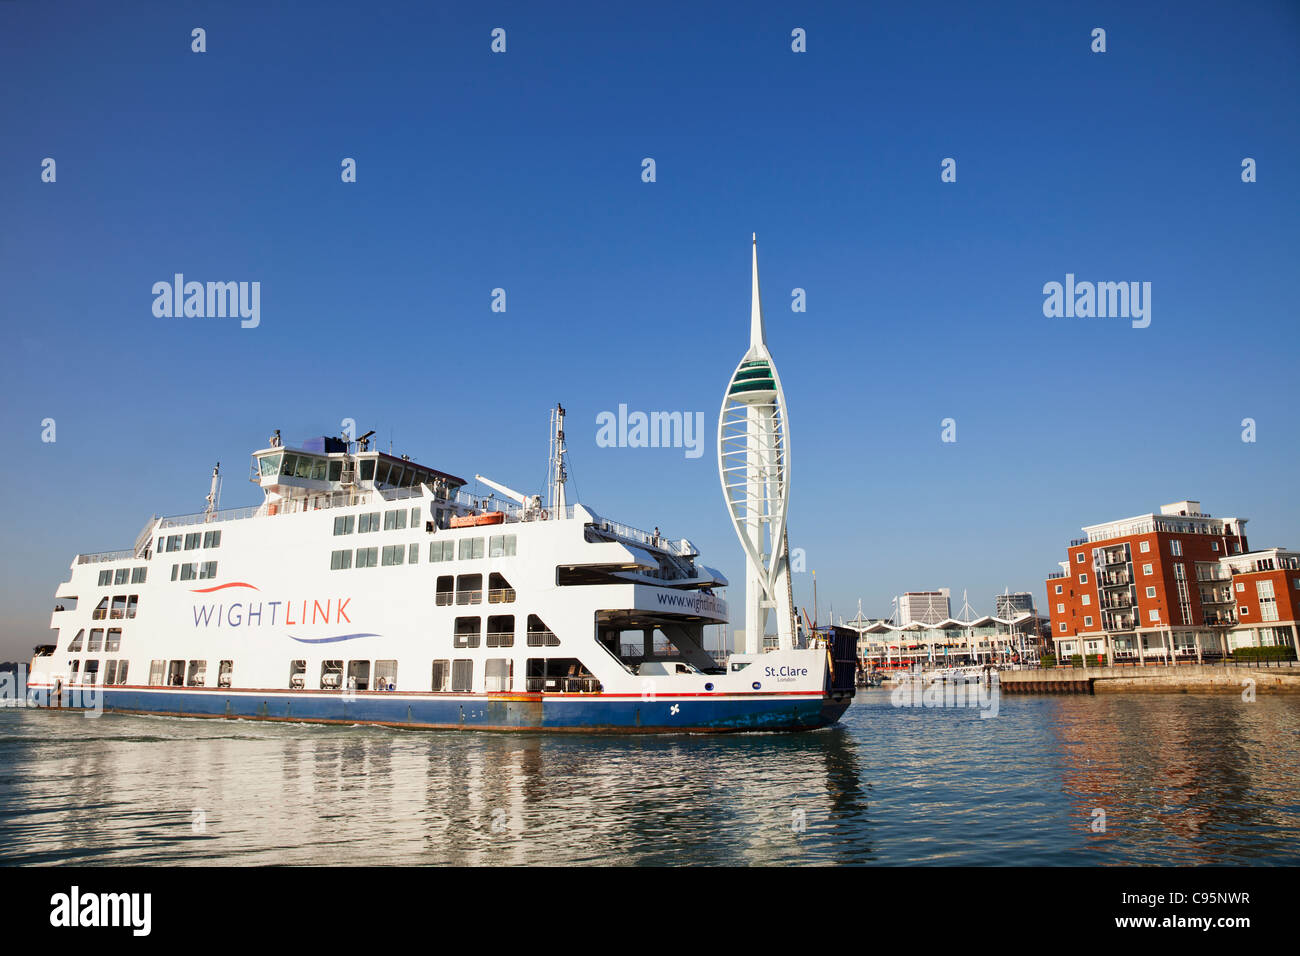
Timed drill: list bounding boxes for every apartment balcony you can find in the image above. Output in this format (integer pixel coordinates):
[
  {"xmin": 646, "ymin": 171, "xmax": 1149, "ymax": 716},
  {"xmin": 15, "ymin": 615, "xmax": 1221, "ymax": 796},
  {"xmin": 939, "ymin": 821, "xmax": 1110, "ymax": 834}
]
[
  {"xmin": 1199, "ymin": 590, "xmax": 1233, "ymax": 605},
  {"xmin": 1099, "ymin": 571, "xmax": 1133, "ymax": 588}
]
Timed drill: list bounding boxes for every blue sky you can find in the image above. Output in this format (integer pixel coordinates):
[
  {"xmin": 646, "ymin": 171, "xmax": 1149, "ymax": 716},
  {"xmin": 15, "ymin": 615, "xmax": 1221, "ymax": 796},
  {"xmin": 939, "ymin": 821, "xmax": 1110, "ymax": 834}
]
[{"xmin": 2, "ymin": 1, "xmax": 1297, "ymax": 658}]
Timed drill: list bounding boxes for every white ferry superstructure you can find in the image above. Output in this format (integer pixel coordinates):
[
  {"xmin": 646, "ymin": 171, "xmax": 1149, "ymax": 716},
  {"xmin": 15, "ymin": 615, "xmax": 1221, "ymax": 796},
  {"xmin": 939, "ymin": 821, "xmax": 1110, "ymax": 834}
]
[{"xmin": 28, "ymin": 409, "xmax": 856, "ymax": 732}]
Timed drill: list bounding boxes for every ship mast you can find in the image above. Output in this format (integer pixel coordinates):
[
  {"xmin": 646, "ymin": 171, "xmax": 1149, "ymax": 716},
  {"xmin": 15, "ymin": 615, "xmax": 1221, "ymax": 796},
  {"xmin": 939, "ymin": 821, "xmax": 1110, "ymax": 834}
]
[
  {"xmin": 204, "ymin": 462, "xmax": 222, "ymax": 519},
  {"xmin": 547, "ymin": 403, "xmax": 568, "ymax": 517}
]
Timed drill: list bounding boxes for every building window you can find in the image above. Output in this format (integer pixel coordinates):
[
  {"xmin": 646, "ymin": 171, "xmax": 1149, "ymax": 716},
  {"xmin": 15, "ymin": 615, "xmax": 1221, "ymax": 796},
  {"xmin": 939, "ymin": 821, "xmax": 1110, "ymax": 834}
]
[
  {"xmin": 458, "ymin": 537, "xmax": 485, "ymax": 561},
  {"xmin": 454, "ymin": 617, "xmax": 481, "ymax": 648},
  {"xmin": 527, "ymin": 614, "xmax": 560, "ymax": 647},
  {"xmin": 167, "ymin": 660, "xmax": 185, "ymax": 686},
  {"xmin": 1140, "ymin": 541, "xmax": 1150, "ymax": 553},
  {"xmin": 489, "ymin": 534, "xmax": 517, "ymax": 558},
  {"xmin": 1258, "ymin": 580, "xmax": 1278, "ymax": 622},
  {"xmin": 1170, "ymin": 540, "xmax": 1182, "ymax": 556},
  {"xmin": 1079, "ymin": 573, "xmax": 1088, "ymax": 584},
  {"xmin": 1081, "ymin": 594, "xmax": 1091, "ymax": 606},
  {"xmin": 410, "ymin": 507, "xmax": 421, "ymax": 527},
  {"xmin": 430, "ymin": 540, "xmax": 454, "ymax": 562},
  {"xmin": 455, "ymin": 574, "xmax": 483, "ymax": 605},
  {"xmin": 1056, "ymin": 603, "xmax": 1065, "ymax": 614},
  {"xmin": 381, "ymin": 544, "xmax": 405, "ymax": 566},
  {"xmin": 1075, "ymin": 552, "xmax": 1085, "ymax": 563},
  {"xmin": 330, "ymin": 549, "xmax": 352, "ymax": 570},
  {"xmin": 355, "ymin": 547, "xmax": 378, "ymax": 569},
  {"xmin": 1146, "ymin": 587, "xmax": 1156, "ymax": 598},
  {"xmin": 83, "ymin": 660, "xmax": 100, "ymax": 685},
  {"xmin": 106, "ymin": 628, "xmax": 121, "ymax": 652},
  {"xmin": 1239, "ymin": 606, "xmax": 1250, "ymax": 616},
  {"xmin": 1211, "ymin": 541, "xmax": 1219, "ymax": 552},
  {"xmin": 1149, "ymin": 610, "xmax": 1160, "ymax": 622},
  {"xmin": 333, "ymin": 515, "xmax": 355, "ymax": 536},
  {"xmin": 1142, "ymin": 563, "xmax": 1152, "ymax": 575},
  {"xmin": 1235, "ymin": 582, "xmax": 1245, "ymax": 593},
  {"xmin": 1054, "ymin": 584, "xmax": 1063, "ymax": 595},
  {"xmin": 1084, "ymin": 616, "xmax": 1093, "ymax": 627},
  {"xmin": 435, "ymin": 575, "xmax": 453, "ymax": 606},
  {"xmin": 1059, "ymin": 622, "xmax": 1067, "ymax": 632}
]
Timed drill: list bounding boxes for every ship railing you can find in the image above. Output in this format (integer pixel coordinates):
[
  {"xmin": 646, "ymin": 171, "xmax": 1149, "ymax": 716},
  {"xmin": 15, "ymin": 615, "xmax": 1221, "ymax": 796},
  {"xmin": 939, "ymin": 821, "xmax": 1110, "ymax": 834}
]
[
  {"xmin": 76, "ymin": 549, "xmax": 135, "ymax": 565},
  {"xmin": 455, "ymin": 590, "xmax": 483, "ymax": 605},
  {"xmin": 526, "ymin": 676, "xmax": 600, "ymax": 693},
  {"xmin": 488, "ymin": 588, "xmax": 516, "ymax": 604},
  {"xmin": 526, "ymin": 630, "xmax": 560, "ymax": 647},
  {"xmin": 590, "ymin": 518, "xmax": 696, "ymax": 558},
  {"xmin": 435, "ymin": 591, "xmax": 454, "ymax": 606},
  {"xmin": 158, "ymin": 505, "xmax": 262, "ymax": 528}
]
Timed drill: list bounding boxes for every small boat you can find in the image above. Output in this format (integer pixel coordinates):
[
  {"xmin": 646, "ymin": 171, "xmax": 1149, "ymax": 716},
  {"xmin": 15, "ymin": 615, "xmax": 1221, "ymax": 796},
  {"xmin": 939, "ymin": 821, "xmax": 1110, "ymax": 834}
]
[{"xmin": 449, "ymin": 511, "xmax": 505, "ymax": 528}]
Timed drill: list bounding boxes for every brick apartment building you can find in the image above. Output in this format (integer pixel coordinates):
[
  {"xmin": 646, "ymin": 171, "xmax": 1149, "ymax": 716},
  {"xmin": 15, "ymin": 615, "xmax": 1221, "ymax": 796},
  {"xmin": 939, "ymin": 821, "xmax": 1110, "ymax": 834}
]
[{"xmin": 1045, "ymin": 500, "xmax": 1300, "ymax": 663}]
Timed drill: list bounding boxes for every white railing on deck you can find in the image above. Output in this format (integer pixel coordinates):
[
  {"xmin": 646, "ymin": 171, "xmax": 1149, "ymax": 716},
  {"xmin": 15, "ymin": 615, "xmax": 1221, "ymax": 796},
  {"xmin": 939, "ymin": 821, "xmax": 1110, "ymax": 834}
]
[{"xmin": 76, "ymin": 549, "xmax": 135, "ymax": 565}]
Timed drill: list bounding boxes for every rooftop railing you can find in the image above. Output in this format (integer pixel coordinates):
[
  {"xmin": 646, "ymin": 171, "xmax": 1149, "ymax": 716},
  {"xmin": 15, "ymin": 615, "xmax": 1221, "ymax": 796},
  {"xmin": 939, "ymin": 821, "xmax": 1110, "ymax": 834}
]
[{"xmin": 75, "ymin": 549, "xmax": 135, "ymax": 565}]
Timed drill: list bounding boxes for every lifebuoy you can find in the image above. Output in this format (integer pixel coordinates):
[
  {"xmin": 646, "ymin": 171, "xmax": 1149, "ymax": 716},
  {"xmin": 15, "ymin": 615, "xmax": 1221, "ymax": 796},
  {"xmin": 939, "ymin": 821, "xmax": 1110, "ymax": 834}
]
[{"xmin": 541, "ymin": 509, "xmax": 549, "ymax": 520}]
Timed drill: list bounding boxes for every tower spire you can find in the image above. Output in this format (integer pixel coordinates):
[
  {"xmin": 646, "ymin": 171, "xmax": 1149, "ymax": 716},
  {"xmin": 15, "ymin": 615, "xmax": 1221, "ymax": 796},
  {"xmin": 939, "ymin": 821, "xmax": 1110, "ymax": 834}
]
[{"xmin": 750, "ymin": 233, "xmax": 766, "ymax": 349}]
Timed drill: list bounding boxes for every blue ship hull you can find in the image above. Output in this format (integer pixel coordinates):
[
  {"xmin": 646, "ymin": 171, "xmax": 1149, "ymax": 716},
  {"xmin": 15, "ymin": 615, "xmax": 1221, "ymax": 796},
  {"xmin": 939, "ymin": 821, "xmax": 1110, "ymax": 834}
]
[{"xmin": 33, "ymin": 686, "xmax": 852, "ymax": 733}]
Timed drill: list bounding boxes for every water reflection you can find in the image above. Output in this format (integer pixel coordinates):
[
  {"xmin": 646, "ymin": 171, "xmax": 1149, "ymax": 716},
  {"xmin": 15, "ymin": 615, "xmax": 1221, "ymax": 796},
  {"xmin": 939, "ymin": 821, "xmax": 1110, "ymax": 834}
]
[{"xmin": 0, "ymin": 693, "xmax": 1295, "ymax": 865}]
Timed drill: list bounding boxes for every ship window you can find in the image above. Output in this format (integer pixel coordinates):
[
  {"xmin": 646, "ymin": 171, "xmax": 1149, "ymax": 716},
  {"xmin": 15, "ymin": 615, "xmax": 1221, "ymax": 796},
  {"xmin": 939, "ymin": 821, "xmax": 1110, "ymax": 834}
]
[
  {"xmin": 167, "ymin": 660, "xmax": 185, "ymax": 686},
  {"xmin": 347, "ymin": 660, "xmax": 370, "ymax": 691},
  {"xmin": 184, "ymin": 533, "xmax": 200, "ymax": 550},
  {"xmin": 430, "ymin": 540, "xmax": 454, "ymax": 562},
  {"xmin": 199, "ymin": 561, "xmax": 218, "ymax": 579},
  {"xmin": 326, "ymin": 460, "xmax": 341, "ymax": 482},
  {"xmin": 487, "ymin": 615, "xmax": 514, "ymax": 648},
  {"xmin": 436, "ymin": 575, "xmax": 454, "ymax": 605},
  {"xmin": 88, "ymin": 629, "xmax": 104, "ymax": 652},
  {"xmin": 451, "ymin": 660, "xmax": 473, "ymax": 693},
  {"xmin": 334, "ymin": 515, "xmax": 355, "ymax": 536},
  {"xmin": 320, "ymin": 660, "xmax": 343, "ymax": 689},
  {"xmin": 126, "ymin": 593, "xmax": 139, "ymax": 618},
  {"xmin": 280, "ymin": 453, "xmax": 298, "ymax": 476},
  {"xmin": 83, "ymin": 660, "xmax": 100, "ymax": 684},
  {"xmin": 187, "ymin": 660, "xmax": 207, "ymax": 687},
  {"xmin": 180, "ymin": 564, "xmax": 197, "ymax": 581},
  {"xmin": 360, "ymin": 459, "xmax": 375, "ymax": 481},
  {"xmin": 455, "ymin": 574, "xmax": 483, "ymax": 605},
  {"xmin": 106, "ymin": 629, "xmax": 121, "ymax": 652},
  {"xmin": 259, "ymin": 453, "xmax": 282, "ymax": 477},
  {"xmin": 374, "ymin": 660, "xmax": 397, "ymax": 691},
  {"xmin": 110, "ymin": 596, "xmax": 126, "ymax": 619},
  {"xmin": 489, "ymin": 534, "xmax": 517, "ymax": 558},
  {"xmin": 104, "ymin": 660, "xmax": 119, "ymax": 685},
  {"xmin": 408, "ymin": 543, "xmax": 419, "ymax": 564},
  {"xmin": 454, "ymin": 617, "xmax": 481, "ymax": 648},
  {"xmin": 410, "ymin": 507, "xmax": 421, "ymax": 526},
  {"xmin": 374, "ymin": 462, "xmax": 391, "ymax": 486},
  {"xmin": 149, "ymin": 660, "xmax": 165, "ymax": 685},
  {"xmin": 218, "ymin": 661, "xmax": 233, "ymax": 687},
  {"xmin": 527, "ymin": 614, "xmax": 560, "ymax": 647},
  {"xmin": 403, "ymin": 469, "xmax": 418, "ymax": 488},
  {"xmin": 165, "ymin": 535, "xmax": 182, "ymax": 552},
  {"xmin": 115, "ymin": 661, "xmax": 129, "ymax": 685},
  {"xmin": 114, "ymin": 567, "xmax": 129, "ymax": 585},
  {"xmin": 384, "ymin": 509, "xmax": 407, "ymax": 531},
  {"xmin": 431, "ymin": 660, "xmax": 450, "ymax": 692},
  {"xmin": 93, "ymin": 598, "xmax": 108, "ymax": 620},
  {"xmin": 289, "ymin": 660, "xmax": 306, "ymax": 689},
  {"xmin": 203, "ymin": 530, "xmax": 221, "ymax": 548},
  {"xmin": 381, "ymin": 544, "xmax": 405, "ymax": 566},
  {"xmin": 311, "ymin": 458, "xmax": 327, "ymax": 481},
  {"xmin": 458, "ymin": 537, "xmax": 484, "ymax": 561},
  {"xmin": 330, "ymin": 549, "xmax": 352, "ymax": 570},
  {"xmin": 292, "ymin": 456, "xmax": 311, "ymax": 479},
  {"xmin": 358, "ymin": 512, "xmax": 380, "ymax": 533},
  {"xmin": 485, "ymin": 659, "xmax": 511, "ymax": 692},
  {"xmin": 171, "ymin": 564, "xmax": 178, "ymax": 581},
  {"xmin": 69, "ymin": 660, "xmax": 80, "ymax": 682},
  {"xmin": 131, "ymin": 566, "xmax": 147, "ymax": 584},
  {"xmin": 355, "ymin": 547, "xmax": 378, "ymax": 569},
  {"xmin": 98, "ymin": 570, "xmax": 112, "ymax": 586},
  {"xmin": 67, "ymin": 629, "xmax": 85, "ymax": 652}
]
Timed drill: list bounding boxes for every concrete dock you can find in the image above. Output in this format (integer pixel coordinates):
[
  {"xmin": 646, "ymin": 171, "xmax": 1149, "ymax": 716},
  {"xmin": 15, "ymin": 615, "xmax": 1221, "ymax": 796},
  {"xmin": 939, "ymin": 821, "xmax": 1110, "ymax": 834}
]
[{"xmin": 997, "ymin": 663, "xmax": 1300, "ymax": 694}]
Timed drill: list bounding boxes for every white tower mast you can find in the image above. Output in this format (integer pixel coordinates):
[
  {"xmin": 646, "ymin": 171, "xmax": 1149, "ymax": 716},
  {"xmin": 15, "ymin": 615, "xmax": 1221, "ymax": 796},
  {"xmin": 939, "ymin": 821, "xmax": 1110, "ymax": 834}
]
[{"xmin": 718, "ymin": 235, "xmax": 794, "ymax": 653}]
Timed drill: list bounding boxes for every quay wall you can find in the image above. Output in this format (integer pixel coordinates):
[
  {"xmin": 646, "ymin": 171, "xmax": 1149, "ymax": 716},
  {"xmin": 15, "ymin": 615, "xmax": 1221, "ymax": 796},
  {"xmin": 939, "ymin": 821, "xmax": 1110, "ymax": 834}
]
[{"xmin": 997, "ymin": 664, "xmax": 1300, "ymax": 695}]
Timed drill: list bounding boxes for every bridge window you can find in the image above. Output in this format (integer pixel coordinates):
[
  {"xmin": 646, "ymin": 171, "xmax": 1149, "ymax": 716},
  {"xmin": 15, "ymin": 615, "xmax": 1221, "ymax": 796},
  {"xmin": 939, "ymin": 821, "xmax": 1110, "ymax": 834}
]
[
  {"xmin": 186, "ymin": 660, "xmax": 207, "ymax": 686},
  {"xmin": 311, "ymin": 458, "xmax": 327, "ymax": 481},
  {"xmin": 295, "ymin": 456, "xmax": 314, "ymax": 479},
  {"xmin": 374, "ymin": 660, "xmax": 398, "ymax": 691},
  {"xmin": 359, "ymin": 459, "xmax": 375, "ymax": 481},
  {"xmin": 259, "ymin": 453, "xmax": 282, "ymax": 477},
  {"xmin": 487, "ymin": 615, "xmax": 514, "ymax": 648},
  {"xmin": 327, "ymin": 460, "xmax": 342, "ymax": 482},
  {"xmin": 431, "ymin": 659, "xmax": 450, "ymax": 691},
  {"xmin": 454, "ymin": 617, "xmax": 481, "ymax": 648},
  {"xmin": 289, "ymin": 660, "xmax": 306, "ymax": 689},
  {"xmin": 320, "ymin": 660, "xmax": 343, "ymax": 689}
]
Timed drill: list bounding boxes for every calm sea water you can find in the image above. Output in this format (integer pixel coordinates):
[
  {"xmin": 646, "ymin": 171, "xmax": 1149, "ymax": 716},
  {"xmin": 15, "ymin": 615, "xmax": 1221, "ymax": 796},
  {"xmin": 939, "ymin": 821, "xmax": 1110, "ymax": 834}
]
[{"xmin": 1, "ymin": 690, "xmax": 1297, "ymax": 865}]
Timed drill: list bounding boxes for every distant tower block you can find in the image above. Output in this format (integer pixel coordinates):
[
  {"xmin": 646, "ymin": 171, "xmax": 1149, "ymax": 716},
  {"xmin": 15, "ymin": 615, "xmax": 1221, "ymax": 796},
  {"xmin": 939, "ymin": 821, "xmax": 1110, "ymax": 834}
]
[{"xmin": 718, "ymin": 235, "xmax": 794, "ymax": 654}]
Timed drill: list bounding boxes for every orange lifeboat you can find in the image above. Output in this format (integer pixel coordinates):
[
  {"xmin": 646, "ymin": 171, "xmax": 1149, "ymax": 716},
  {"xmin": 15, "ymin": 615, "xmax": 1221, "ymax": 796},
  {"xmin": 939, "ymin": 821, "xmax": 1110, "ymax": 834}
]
[{"xmin": 449, "ymin": 512, "xmax": 505, "ymax": 528}]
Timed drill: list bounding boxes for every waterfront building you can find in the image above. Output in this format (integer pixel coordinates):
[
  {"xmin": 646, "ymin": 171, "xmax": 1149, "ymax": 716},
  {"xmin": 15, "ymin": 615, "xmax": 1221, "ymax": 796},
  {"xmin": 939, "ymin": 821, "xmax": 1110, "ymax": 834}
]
[
  {"xmin": 994, "ymin": 591, "xmax": 1036, "ymax": 619},
  {"xmin": 1045, "ymin": 500, "xmax": 1300, "ymax": 662},
  {"xmin": 896, "ymin": 588, "xmax": 951, "ymax": 626},
  {"xmin": 844, "ymin": 610, "xmax": 1045, "ymax": 669}
]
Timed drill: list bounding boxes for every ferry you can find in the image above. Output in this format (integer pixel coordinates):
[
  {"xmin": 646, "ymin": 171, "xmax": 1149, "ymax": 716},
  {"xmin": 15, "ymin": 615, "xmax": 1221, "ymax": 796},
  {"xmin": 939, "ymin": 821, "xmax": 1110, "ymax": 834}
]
[{"xmin": 27, "ymin": 406, "xmax": 855, "ymax": 732}]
